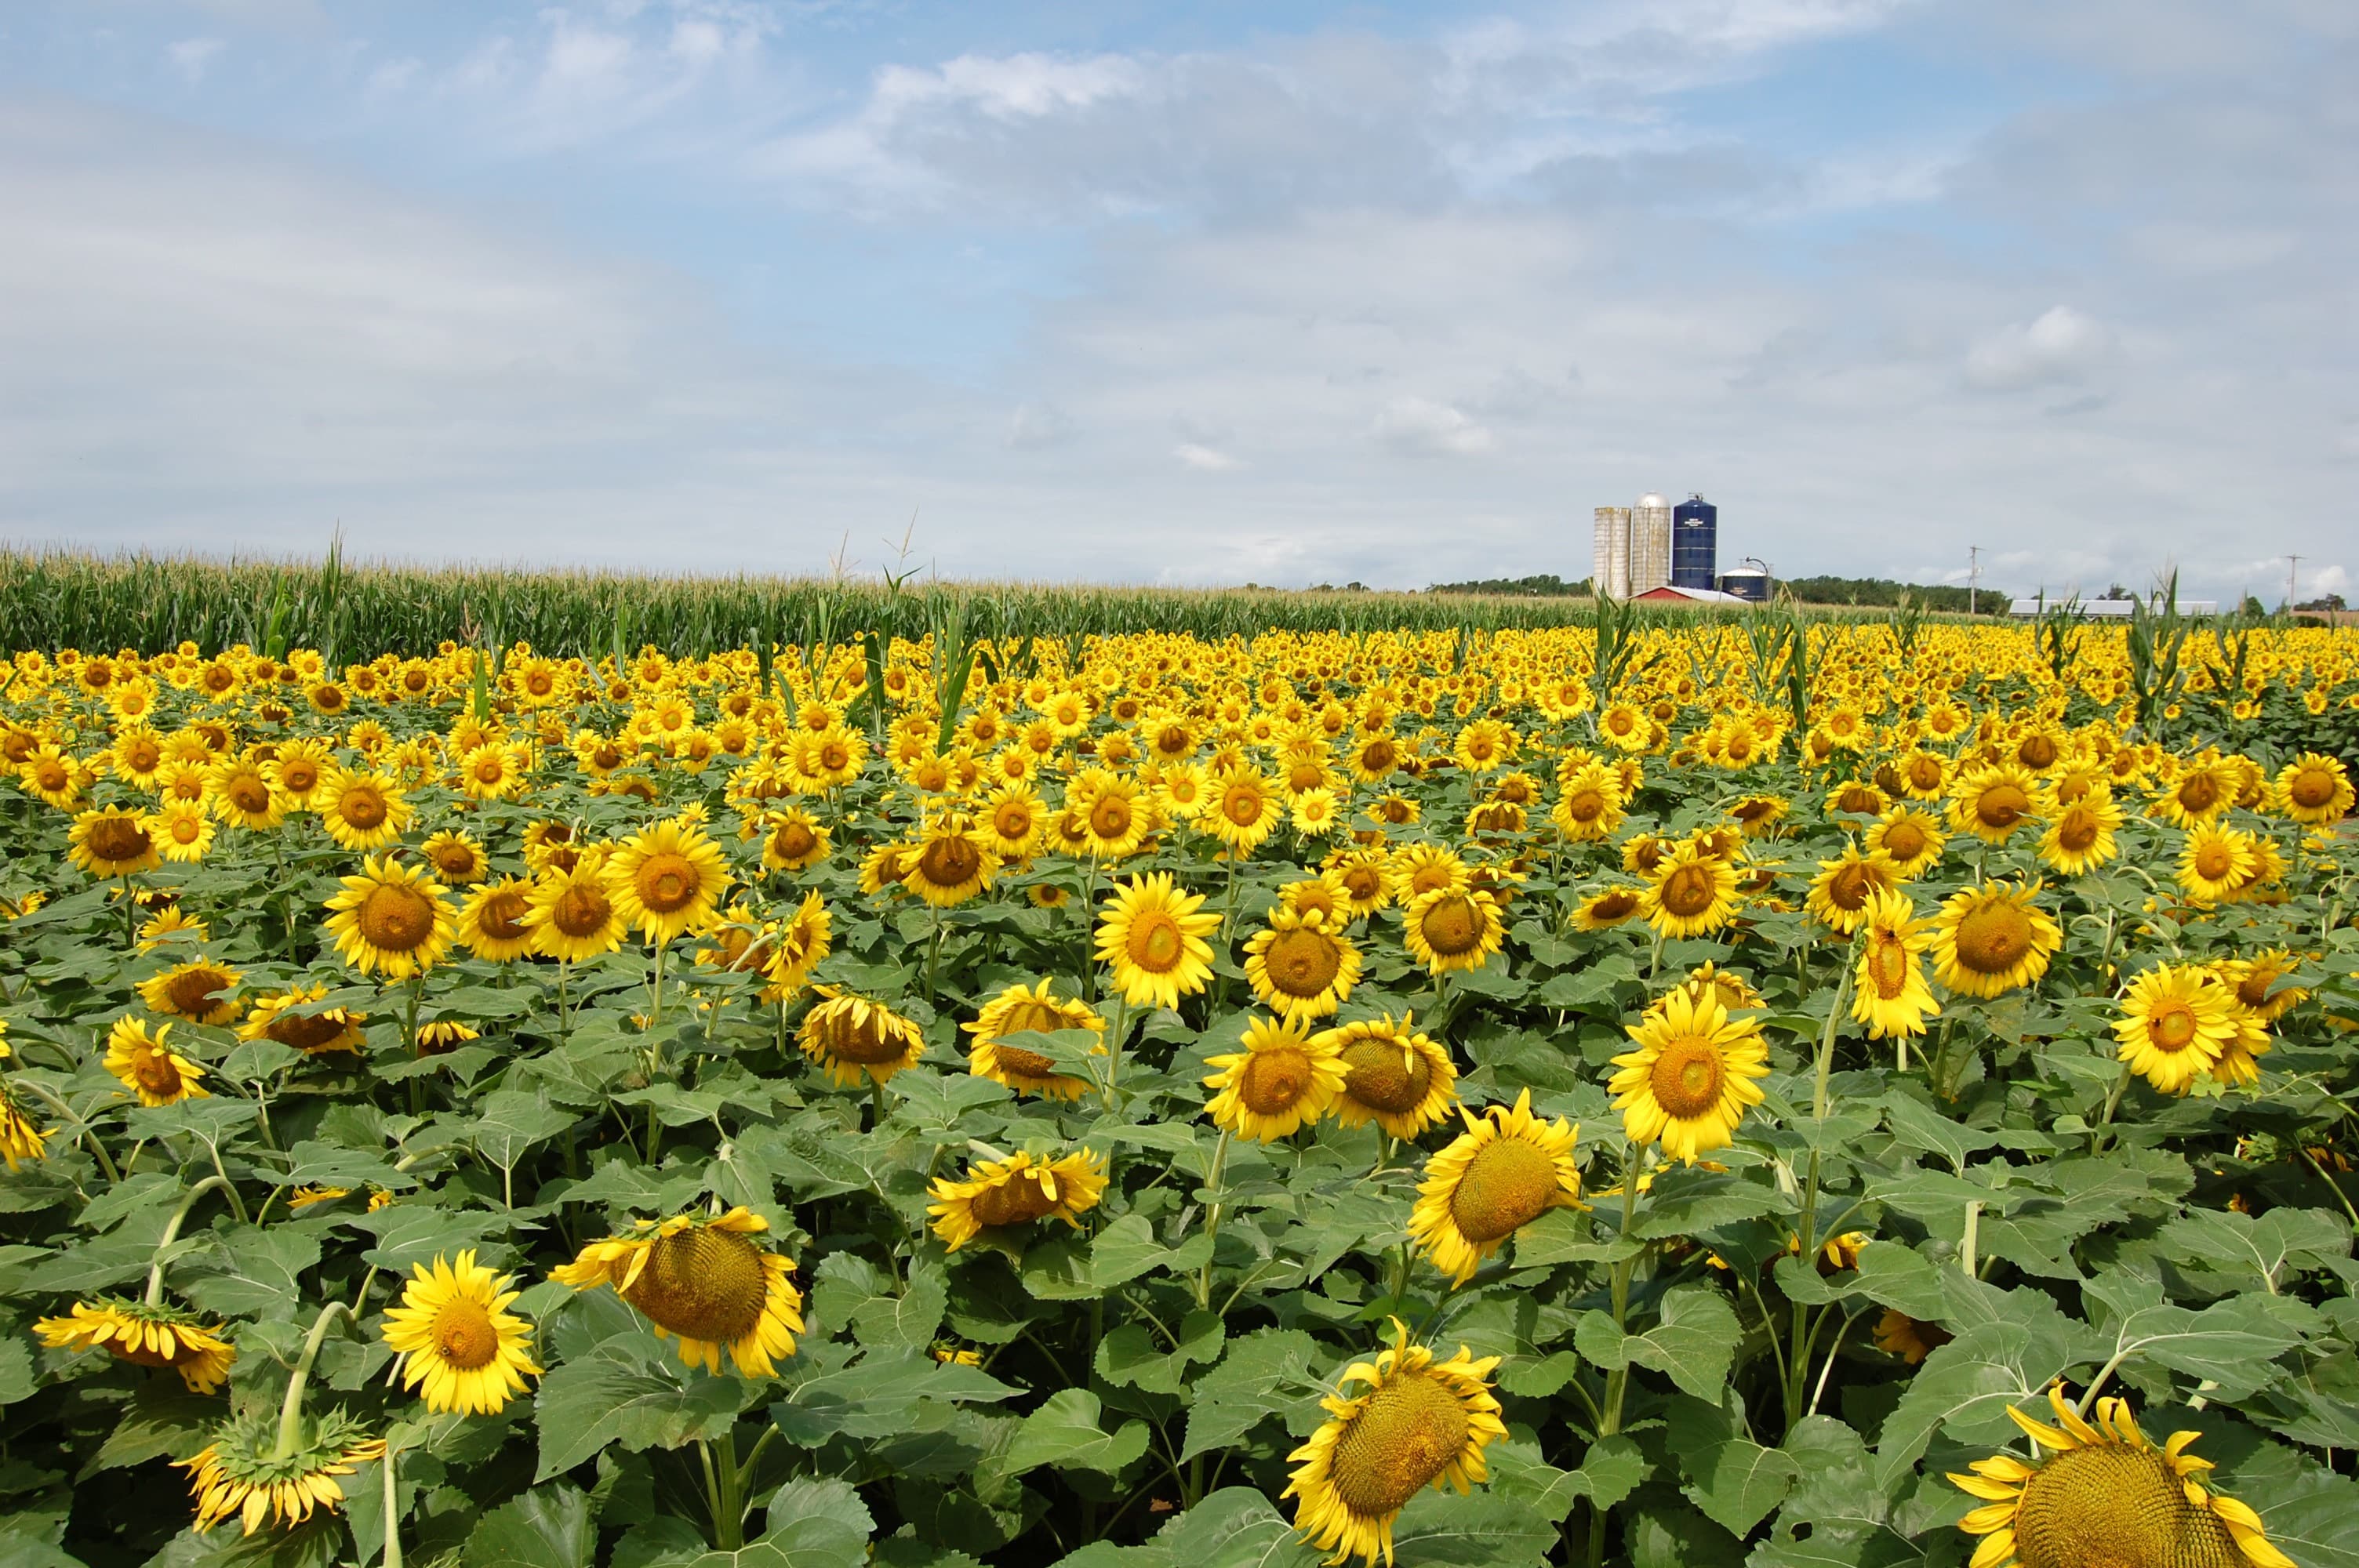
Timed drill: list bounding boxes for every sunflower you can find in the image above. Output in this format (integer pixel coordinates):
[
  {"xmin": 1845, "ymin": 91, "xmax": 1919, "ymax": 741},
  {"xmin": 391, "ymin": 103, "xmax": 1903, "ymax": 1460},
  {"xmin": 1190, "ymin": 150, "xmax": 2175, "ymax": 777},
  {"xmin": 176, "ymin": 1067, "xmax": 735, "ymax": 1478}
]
[
  {"xmin": 1930, "ymin": 881, "xmax": 2063, "ymax": 1000},
  {"xmin": 139, "ymin": 959, "xmax": 244, "ymax": 1026},
  {"xmin": 150, "ymin": 799, "xmax": 215, "ymax": 862},
  {"xmin": 316, "ymin": 768, "xmax": 411, "ymax": 853},
  {"xmin": 965, "ymin": 980, "xmax": 1103, "ymax": 1101},
  {"xmin": 900, "ymin": 811, "xmax": 1001, "ymax": 907},
  {"xmin": 1550, "ymin": 762, "xmax": 1626, "ymax": 842},
  {"xmin": 420, "ymin": 829, "xmax": 488, "ymax": 884},
  {"xmin": 1656, "ymin": 960, "xmax": 1763, "ymax": 1016},
  {"xmin": 1389, "ymin": 844, "xmax": 1468, "ymax": 902},
  {"xmin": 1866, "ymin": 806, "xmax": 1947, "ymax": 877},
  {"xmin": 34, "ymin": 1298, "xmax": 236, "ymax": 1392},
  {"xmin": 0, "ymin": 1085, "xmax": 48, "ymax": 1171},
  {"xmin": 1095, "ymin": 872, "xmax": 1220, "ymax": 1011},
  {"xmin": 1950, "ymin": 1383, "xmax": 2294, "ymax": 1568},
  {"xmin": 857, "ymin": 840, "xmax": 911, "ymax": 897},
  {"xmin": 1804, "ymin": 845, "xmax": 1900, "ymax": 936},
  {"xmin": 105, "ymin": 1017, "xmax": 209, "ymax": 1106},
  {"xmin": 239, "ymin": 985, "xmax": 366, "ymax": 1056},
  {"xmin": 2113, "ymin": 962, "xmax": 2240, "ymax": 1094},
  {"xmin": 380, "ymin": 1250, "xmax": 541, "ymax": 1415},
  {"xmin": 1319, "ymin": 1013, "xmax": 1457, "ymax": 1138},
  {"xmin": 979, "ymin": 784, "xmax": 1047, "ymax": 862},
  {"xmin": 1638, "ymin": 841, "xmax": 1739, "ymax": 940},
  {"xmin": 551, "ymin": 1207, "xmax": 803, "ymax": 1377},
  {"xmin": 603, "ymin": 817, "xmax": 730, "ymax": 945},
  {"xmin": 2176, "ymin": 824, "xmax": 2258, "ymax": 907},
  {"xmin": 1283, "ymin": 1319, "xmax": 1507, "ymax": 1568},
  {"xmin": 68, "ymin": 805, "xmax": 159, "ymax": 879},
  {"xmin": 1405, "ymin": 1089, "xmax": 1581, "ymax": 1283},
  {"xmin": 760, "ymin": 806, "xmax": 833, "ymax": 873},
  {"xmin": 324, "ymin": 855, "xmax": 456, "ymax": 978},
  {"xmin": 456, "ymin": 741, "xmax": 529, "ymax": 803},
  {"xmin": 525, "ymin": 855, "xmax": 629, "ymax": 963},
  {"xmin": 1209, "ymin": 768, "xmax": 1284, "ymax": 855},
  {"xmin": 927, "ymin": 1149, "xmax": 1110, "ymax": 1250},
  {"xmin": 1280, "ymin": 871, "xmax": 1354, "ymax": 929},
  {"xmin": 2153, "ymin": 757, "xmax": 2237, "ymax": 827},
  {"xmin": 1243, "ymin": 907, "xmax": 1364, "ymax": 1022},
  {"xmin": 1608, "ymin": 990, "xmax": 1770, "ymax": 1165},
  {"xmin": 456, "ymin": 877, "xmax": 536, "ymax": 962},
  {"xmin": 2274, "ymin": 751, "xmax": 2353, "ymax": 826},
  {"xmin": 180, "ymin": 1408, "xmax": 385, "ymax": 1536},
  {"xmin": 207, "ymin": 756, "xmax": 285, "ymax": 831},
  {"xmin": 761, "ymin": 891, "xmax": 832, "ymax": 999},
  {"xmin": 1400, "ymin": 887, "xmax": 1505, "ymax": 976},
  {"xmin": 1328, "ymin": 848, "xmax": 1393, "ymax": 917},
  {"xmin": 1851, "ymin": 888, "xmax": 1939, "ymax": 1040},
  {"xmin": 267, "ymin": 739, "xmax": 333, "ymax": 810},
  {"xmin": 416, "ymin": 1020, "xmax": 481, "ymax": 1056},
  {"xmin": 2214, "ymin": 949, "xmax": 2306, "ymax": 1025},
  {"xmin": 1572, "ymin": 884, "xmax": 1645, "ymax": 931},
  {"xmin": 798, "ymin": 986, "xmax": 927, "ymax": 1087},
  {"xmin": 1947, "ymin": 763, "xmax": 2041, "ymax": 844},
  {"xmin": 1872, "ymin": 1308, "xmax": 1951, "ymax": 1365},
  {"xmin": 1203, "ymin": 1014, "xmax": 1348, "ymax": 1142},
  {"xmin": 2037, "ymin": 787, "xmax": 2122, "ymax": 877}
]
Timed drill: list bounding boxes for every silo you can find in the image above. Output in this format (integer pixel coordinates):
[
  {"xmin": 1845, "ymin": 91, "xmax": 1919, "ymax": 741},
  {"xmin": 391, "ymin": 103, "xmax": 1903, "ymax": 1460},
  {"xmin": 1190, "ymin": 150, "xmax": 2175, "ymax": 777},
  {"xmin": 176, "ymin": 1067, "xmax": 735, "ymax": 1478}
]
[
  {"xmin": 1630, "ymin": 494, "xmax": 1672, "ymax": 593},
  {"xmin": 1672, "ymin": 494, "xmax": 1717, "ymax": 590},
  {"xmin": 1592, "ymin": 507, "xmax": 1632, "ymax": 597},
  {"xmin": 1717, "ymin": 565, "xmax": 1770, "ymax": 603}
]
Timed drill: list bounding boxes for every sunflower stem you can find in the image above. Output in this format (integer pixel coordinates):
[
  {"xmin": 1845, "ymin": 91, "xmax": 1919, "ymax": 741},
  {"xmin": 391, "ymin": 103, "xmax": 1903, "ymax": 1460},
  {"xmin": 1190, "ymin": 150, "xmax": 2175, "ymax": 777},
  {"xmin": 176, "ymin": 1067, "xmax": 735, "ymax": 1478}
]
[
  {"xmin": 144, "ymin": 1174, "xmax": 231, "ymax": 1306},
  {"xmin": 2089, "ymin": 1062, "xmax": 2136, "ymax": 1153},
  {"xmin": 14, "ymin": 1080, "xmax": 122, "ymax": 1185},
  {"xmin": 2297, "ymin": 1149, "xmax": 2359, "ymax": 1236},
  {"xmin": 1584, "ymin": 1146, "xmax": 1645, "ymax": 1568},
  {"xmin": 1193, "ymin": 1128, "xmax": 1232, "ymax": 1312},
  {"xmin": 382, "ymin": 1443, "xmax": 403, "ymax": 1568},
  {"xmin": 1100, "ymin": 997, "xmax": 1129, "ymax": 1114},
  {"xmin": 273, "ymin": 1300, "xmax": 355, "ymax": 1462}
]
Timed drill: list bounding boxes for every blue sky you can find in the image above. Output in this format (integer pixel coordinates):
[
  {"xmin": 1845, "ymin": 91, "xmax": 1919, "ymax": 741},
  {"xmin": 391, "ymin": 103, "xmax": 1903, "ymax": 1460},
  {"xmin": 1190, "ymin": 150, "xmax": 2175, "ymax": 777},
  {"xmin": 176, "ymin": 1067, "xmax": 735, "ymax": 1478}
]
[{"xmin": 1, "ymin": 0, "xmax": 2351, "ymax": 604}]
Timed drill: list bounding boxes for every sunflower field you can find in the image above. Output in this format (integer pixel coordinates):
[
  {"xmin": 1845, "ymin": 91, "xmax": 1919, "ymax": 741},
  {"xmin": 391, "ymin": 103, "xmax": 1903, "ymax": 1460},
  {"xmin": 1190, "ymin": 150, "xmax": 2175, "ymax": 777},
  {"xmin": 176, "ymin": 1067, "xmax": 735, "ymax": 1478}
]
[{"xmin": 2, "ymin": 612, "xmax": 2358, "ymax": 1568}]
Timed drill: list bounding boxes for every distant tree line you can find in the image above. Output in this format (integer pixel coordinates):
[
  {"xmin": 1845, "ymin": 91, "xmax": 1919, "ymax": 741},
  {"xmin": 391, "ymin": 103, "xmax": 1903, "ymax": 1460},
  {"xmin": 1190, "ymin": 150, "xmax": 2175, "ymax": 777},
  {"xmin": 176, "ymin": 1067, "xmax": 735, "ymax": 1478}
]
[
  {"xmin": 1424, "ymin": 573, "xmax": 1593, "ymax": 597},
  {"xmin": 1777, "ymin": 575, "xmax": 1994, "ymax": 612}
]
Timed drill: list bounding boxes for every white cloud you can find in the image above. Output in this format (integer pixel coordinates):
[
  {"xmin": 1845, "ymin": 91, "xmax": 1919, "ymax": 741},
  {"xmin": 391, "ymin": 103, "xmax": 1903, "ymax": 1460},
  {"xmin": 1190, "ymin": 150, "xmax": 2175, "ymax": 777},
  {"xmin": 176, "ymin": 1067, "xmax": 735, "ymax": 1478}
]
[
  {"xmin": 166, "ymin": 37, "xmax": 225, "ymax": 81},
  {"xmin": 1173, "ymin": 442, "xmax": 1239, "ymax": 471},
  {"xmin": 1005, "ymin": 401, "xmax": 1074, "ymax": 450},
  {"xmin": 1371, "ymin": 397, "xmax": 1498, "ymax": 456},
  {"xmin": 1963, "ymin": 305, "xmax": 2111, "ymax": 390}
]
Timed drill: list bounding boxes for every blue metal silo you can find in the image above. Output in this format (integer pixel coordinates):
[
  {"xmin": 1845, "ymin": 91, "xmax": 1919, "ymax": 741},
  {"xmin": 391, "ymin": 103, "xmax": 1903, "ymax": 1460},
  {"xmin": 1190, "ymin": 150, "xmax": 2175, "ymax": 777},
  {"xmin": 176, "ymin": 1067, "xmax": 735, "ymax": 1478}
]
[{"xmin": 1671, "ymin": 494, "xmax": 1717, "ymax": 590}]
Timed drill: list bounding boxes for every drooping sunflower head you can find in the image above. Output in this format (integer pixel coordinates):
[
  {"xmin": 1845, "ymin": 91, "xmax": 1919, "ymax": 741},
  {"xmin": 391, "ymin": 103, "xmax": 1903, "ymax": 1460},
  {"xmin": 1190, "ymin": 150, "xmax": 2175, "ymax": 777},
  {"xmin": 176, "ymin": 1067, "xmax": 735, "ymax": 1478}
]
[
  {"xmin": 2213, "ymin": 949, "xmax": 2306, "ymax": 1025},
  {"xmin": 323, "ymin": 855, "xmax": 456, "ymax": 979},
  {"xmin": 965, "ymin": 980, "xmax": 1103, "ymax": 1101},
  {"xmin": 798, "ymin": 986, "xmax": 927, "ymax": 1087},
  {"xmin": 1407, "ymin": 1088, "xmax": 1583, "ymax": 1284},
  {"xmin": 1282, "ymin": 1319, "xmax": 1509, "ymax": 1566},
  {"xmin": 1607, "ymin": 989, "xmax": 1771, "ymax": 1165},
  {"xmin": 1204, "ymin": 1014, "xmax": 1349, "ymax": 1142},
  {"xmin": 380, "ymin": 1249, "xmax": 541, "ymax": 1415},
  {"xmin": 1318, "ymin": 1012, "xmax": 1459, "ymax": 1138},
  {"xmin": 180, "ymin": 1406, "xmax": 384, "ymax": 1537},
  {"xmin": 551, "ymin": 1207, "xmax": 804, "ymax": 1377},
  {"xmin": 1950, "ymin": 1384, "xmax": 2294, "ymax": 1568},
  {"xmin": 35, "ymin": 1298, "xmax": 237, "ymax": 1393},
  {"xmin": 926, "ymin": 1148, "xmax": 1110, "ymax": 1250},
  {"xmin": 1401, "ymin": 886, "xmax": 1505, "ymax": 976},
  {"xmin": 1850, "ymin": 887, "xmax": 1939, "ymax": 1040},
  {"xmin": 239, "ymin": 985, "xmax": 366, "ymax": 1056},
  {"xmin": 138, "ymin": 958, "xmax": 244, "ymax": 1026},
  {"xmin": 1572, "ymin": 884, "xmax": 1645, "ymax": 931},
  {"xmin": 457, "ymin": 877, "xmax": 536, "ymax": 963},
  {"xmin": 68, "ymin": 805, "xmax": 160, "ymax": 879},
  {"xmin": 104, "ymin": 1016, "xmax": 210, "ymax": 1107}
]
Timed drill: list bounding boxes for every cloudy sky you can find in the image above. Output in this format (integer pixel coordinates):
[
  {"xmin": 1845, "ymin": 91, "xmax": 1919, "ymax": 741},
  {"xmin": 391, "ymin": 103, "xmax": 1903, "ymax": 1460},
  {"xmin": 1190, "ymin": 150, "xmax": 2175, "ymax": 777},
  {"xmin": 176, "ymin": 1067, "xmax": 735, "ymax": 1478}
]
[{"xmin": 2, "ymin": 0, "xmax": 2352, "ymax": 603}]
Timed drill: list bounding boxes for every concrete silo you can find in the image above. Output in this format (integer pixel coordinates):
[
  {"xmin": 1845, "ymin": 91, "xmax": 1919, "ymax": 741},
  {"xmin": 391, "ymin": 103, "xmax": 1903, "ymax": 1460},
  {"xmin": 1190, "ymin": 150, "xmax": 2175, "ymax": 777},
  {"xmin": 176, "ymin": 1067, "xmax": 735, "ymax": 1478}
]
[
  {"xmin": 1630, "ymin": 494, "xmax": 1672, "ymax": 594},
  {"xmin": 1592, "ymin": 507, "xmax": 1632, "ymax": 598}
]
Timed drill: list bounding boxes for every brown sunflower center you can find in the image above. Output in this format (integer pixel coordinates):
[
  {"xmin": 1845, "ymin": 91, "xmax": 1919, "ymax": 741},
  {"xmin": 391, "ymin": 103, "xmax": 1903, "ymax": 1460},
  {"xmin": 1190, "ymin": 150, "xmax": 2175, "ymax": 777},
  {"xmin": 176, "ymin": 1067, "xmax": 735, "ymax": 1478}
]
[
  {"xmin": 431, "ymin": 844, "xmax": 478, "ymax": 878},
  {"xmin": 1418, "ymin": 895, "xmax": 1483, "ymax": 956},
  {"xmin": 358, "ymin": 884, "xmax": 437, "ymax": 953},
  {"xmin": 1839, "ymin": 786, "xmax": 1881, "ymax": 814},
  {"xmin": 816, "ymin": 1008, "xmax": 910, "ymax": 1064},
  {"xmin": 1125, "ymin": 911, "xmax": 1186, "ymax": 972},
  {"xmin": 479, "ymin": 891, "xmax": 530, "ymax": 942},
  {"xmin": 1866, "ymin": 936, "xmax": 1912, "ymax": 1000},
  {"xmin": 1223, "ymin": 785, "xmax": 1266, "ymax": 827},
  {"xmin": 281, "ymin": 760, "xmax": 319, "ymax": 793},
  {"xmin": 635, "ymin": 852, "xmax": 700, "ymax": 913},
  {"xmin": 1449, "ymin": 1135, "xmax": 1559, "ymax": 1243},
  {"xmin": 2148, "ymin": 1001, "xmax": 2198, "ymax": 1052},
  {"xmin": 551, "ymin": 882, "xmax": 614, "ymax": 939},
  {"xmin": 2288, "ymin": 767, "xmax": 2336, "ymax": 809},
  {"xmin": 2018, "ymin": 735, "xmax": 2058, "ymax": 769},
  {"xmin": 2056, "ymin": 811, "xmax": 2099, "ymax": 853},
  {"xmin": 1329, "ymin": 1370, "xmax": 1471, "ymax": 1518},
  {"xmin": 1953, "ymin": 901, "xmax": 2033, "ymax": 975},
  {"xmin": 89, "ymin": 816, "xmax": 151, "ymax": 862},
  {"xmin": 1648, "ymin": 1039, "xmax": 1726, "ymax": 1120},
  {"xmin": 431, "ymin": 1298, "xmax": 500, "ymax": 1371},
  {"xmin": 1909, "ymin": 757, "xmax": 1945, "ymax": 790},
  {"xmin": 165, "ymin": 968, "xmax": 232, "ymax": 1017},
  {"xmin": 991, "ymin": 803, "xmax": 1032, "ymax": 840},
  {"xmin": 2177, "ymin": 774, "xmax": 2219, "ymax": 814},
  {"xmin": 1659, "ymin": 865, "xmax": 1719, "ymax": 919},
  {"xmin": 227, "ymin": 775, "xmax": 271, "ymax": 814},
  {"xmin": 2235, "ymin": 971, "xmax": 2276, "ymax": 1011},
  {"xmin": 1976, "ymin": 784, "xmax": 2030, "ymax": 829},
  {"xmin": 2012, "ymin": 1443, "xmax": 2239, "ymax": 1568},
  {"xmin": 1262, "ymin": 927, "xmax": 1343, "ymax": 998},
  {"xmin": 624, "ymin": 1228, "xmax": 769, "ymax": 1347},
  {"xmin": 1361, "ymin": 739, "xmax": 1397, "ymax": 772},
  {"xmin": 168, "ymin": 813, "xmax": 204, "ymax": 844},
  {"xmin": 339, "ymin": 787, "xmax": 388, "ymax": 830},
  {"xmin": 1587, "ymin": 889, "xmax": 1638, "ymax": 923},
  {"xmin": 1341, "ymin": 1036, "xmax": 1430, "ymax": 1114},
  {"xmin": 775, "ymin": 821, "xmax": 818, "ymax": 860},
  {"xmin": 969, "ymin": 1170, "xmax": 1062, "ymax": 1229},
  {"xmin": 268, "ymin": 1008, "xmax": 352, "ymax": 1052},
  {"xmin": 918, "ymin": 837, "xmax": 983, "ymax": 887},
  {"xmin": 1239, "ymin": 1047, "xmax": 1315, "ymax": 1116},
  {"xmin": 1826, "ymin": 862, "xmax": 1875, "ymax": 912}
]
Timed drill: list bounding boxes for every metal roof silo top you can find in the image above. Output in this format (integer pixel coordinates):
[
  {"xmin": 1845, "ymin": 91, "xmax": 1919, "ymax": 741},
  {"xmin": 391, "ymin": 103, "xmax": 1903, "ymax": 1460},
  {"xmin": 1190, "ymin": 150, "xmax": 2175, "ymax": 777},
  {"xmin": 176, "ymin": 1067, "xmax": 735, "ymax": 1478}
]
[{"xmin": 1635, "ymin": 493, "xmax": 1669, "ymax": 510}]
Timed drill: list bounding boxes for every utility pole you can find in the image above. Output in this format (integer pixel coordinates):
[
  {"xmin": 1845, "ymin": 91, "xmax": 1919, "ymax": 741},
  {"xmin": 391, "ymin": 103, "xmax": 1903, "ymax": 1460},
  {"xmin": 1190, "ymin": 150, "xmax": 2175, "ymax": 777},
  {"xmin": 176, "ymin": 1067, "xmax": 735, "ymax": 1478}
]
[
  {"xmin": 1968, "ymin": 546, "xmax": 1980, "ymax": 615},
  {"xmin": 2287, "ymin": 554, "xmax": 2300, "ymax": 615}
]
